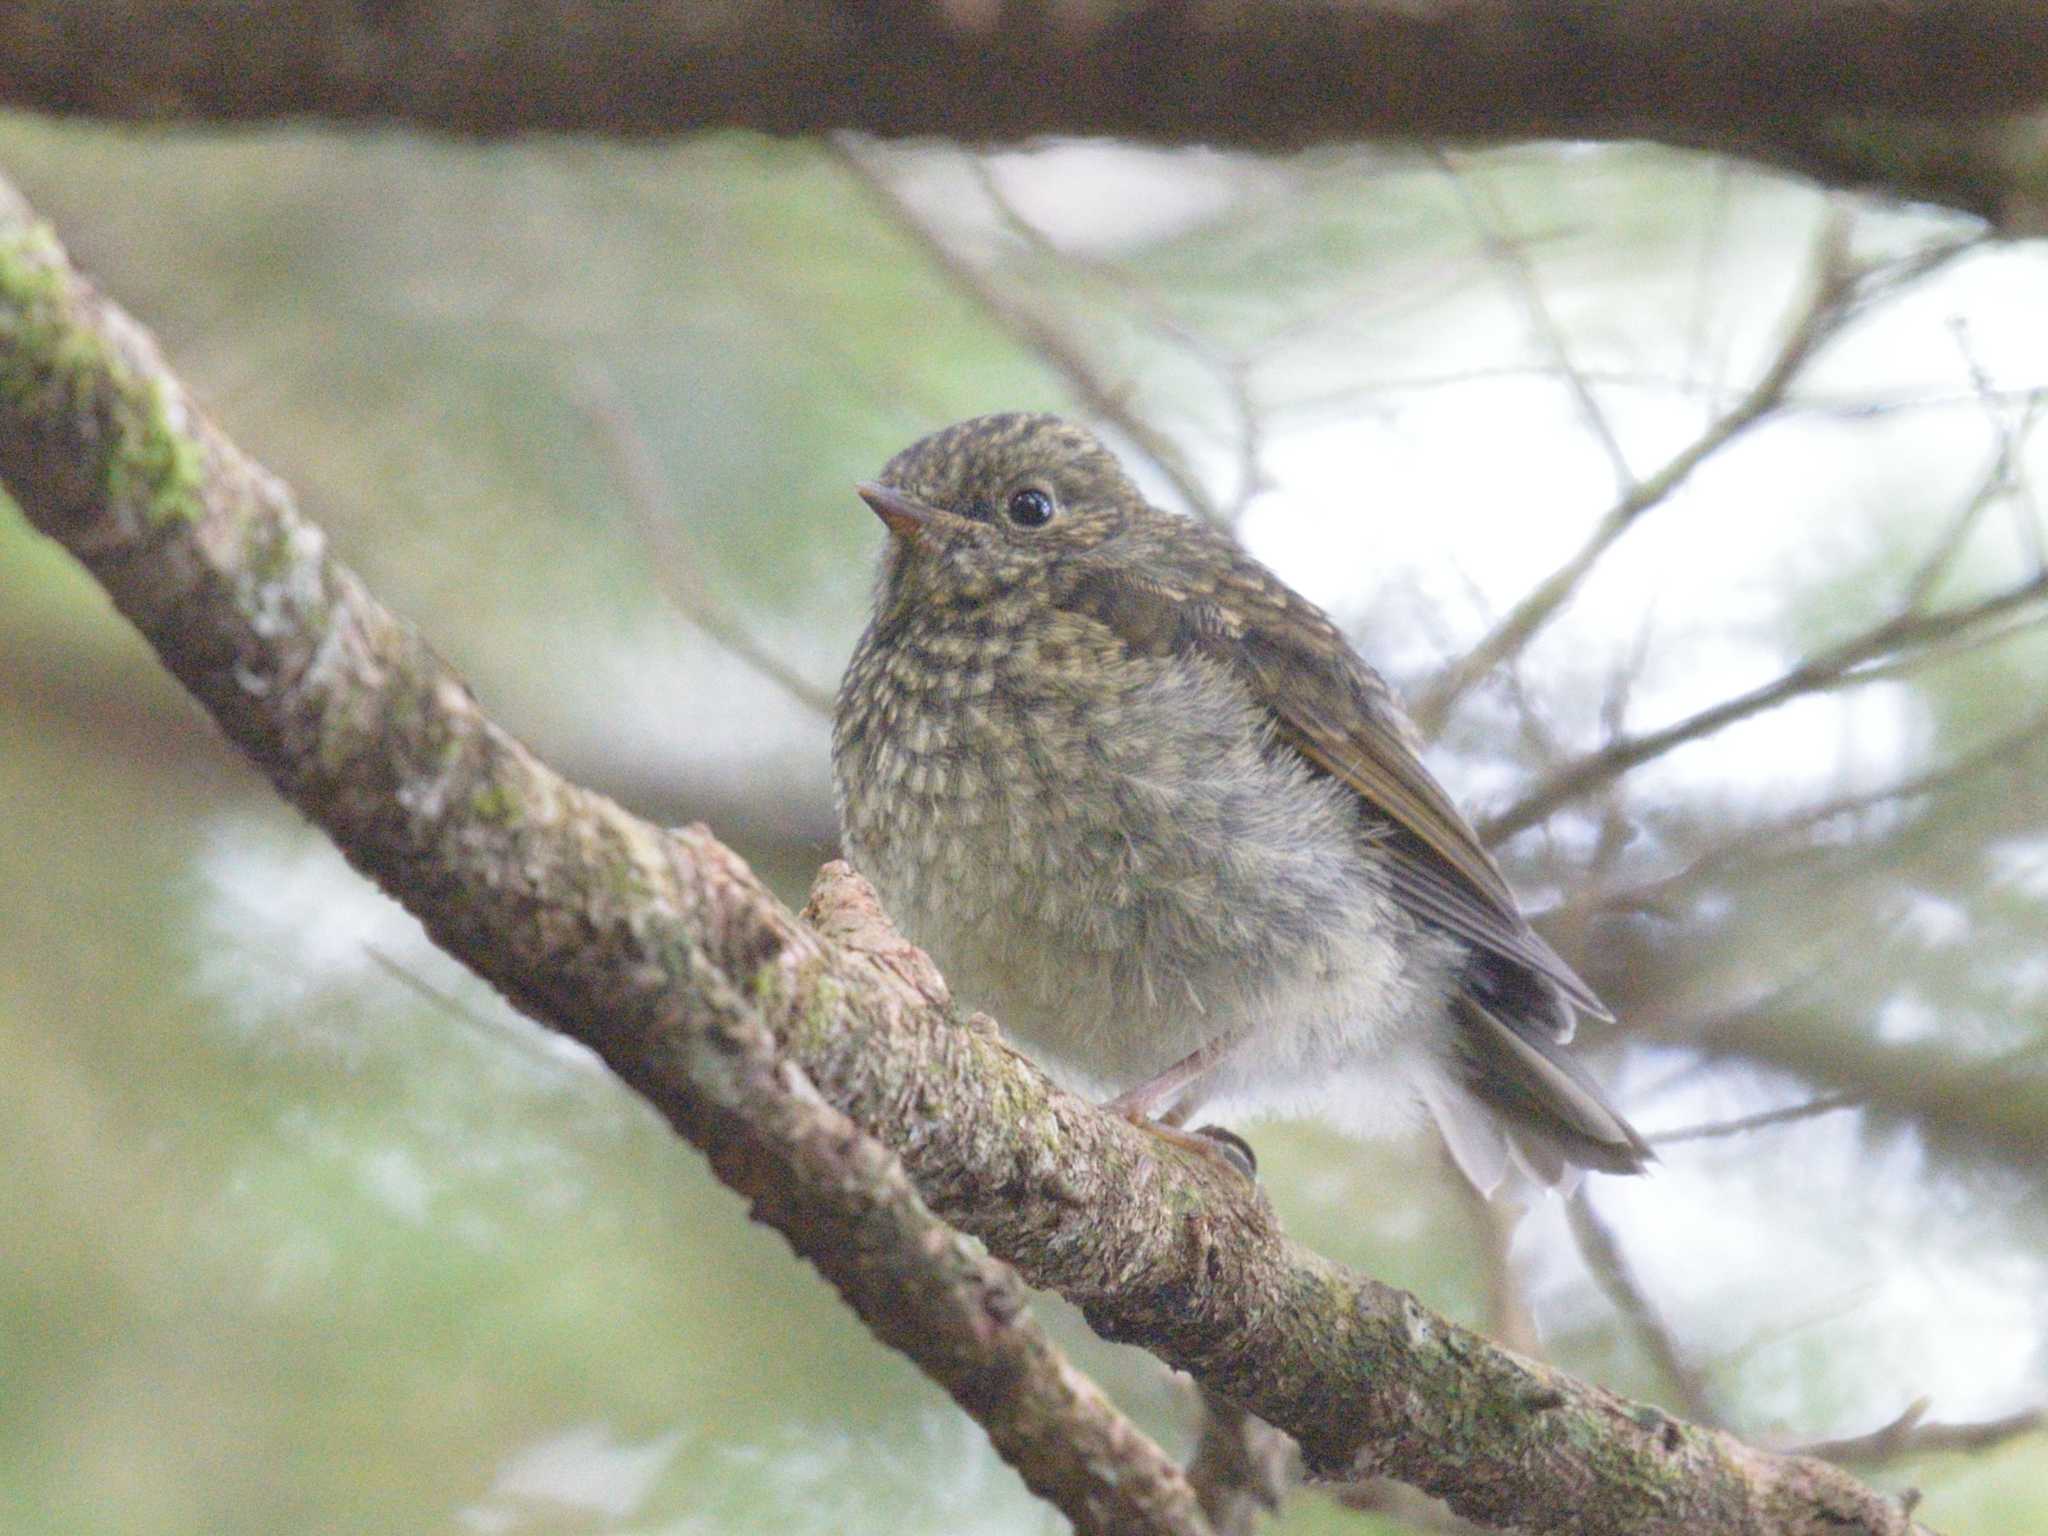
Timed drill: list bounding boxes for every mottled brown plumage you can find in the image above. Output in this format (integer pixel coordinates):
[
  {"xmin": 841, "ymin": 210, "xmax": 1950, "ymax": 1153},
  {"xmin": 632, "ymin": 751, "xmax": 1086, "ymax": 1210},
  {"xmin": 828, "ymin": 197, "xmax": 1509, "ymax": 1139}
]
[{"xmin": 832, "ymin": 412, "xmax": 1650, "ymax": 1191}]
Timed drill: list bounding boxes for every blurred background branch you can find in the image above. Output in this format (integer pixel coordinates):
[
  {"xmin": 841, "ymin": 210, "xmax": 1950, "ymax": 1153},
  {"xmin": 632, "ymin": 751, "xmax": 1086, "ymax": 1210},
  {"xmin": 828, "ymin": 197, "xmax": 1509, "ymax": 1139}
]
[
  {"xmin": 1, "ymin": 2, "xmax": 2046, "ymax": 225},
  {"xmin": 1565, "ymin": 1190, "xmax": 1721, "ymax": 1428},
  {"xmin": 576, "ymin": 364, "xmax": 838, "ymax": 717},
  {"xmin": 1798, "ymin": 1403, "xmax": 2046, "ymax": 1467},
  {"xmin": 1412, "ymin": 209, "xmax": 1866, "ymax": 737},
  {"xmin": 1485, "ymin": 559, "xmax": 2048, "ymax": 841},
  {"xmin": 830, "ymin": 138, "xmax": 1229, "ymax": 527}
]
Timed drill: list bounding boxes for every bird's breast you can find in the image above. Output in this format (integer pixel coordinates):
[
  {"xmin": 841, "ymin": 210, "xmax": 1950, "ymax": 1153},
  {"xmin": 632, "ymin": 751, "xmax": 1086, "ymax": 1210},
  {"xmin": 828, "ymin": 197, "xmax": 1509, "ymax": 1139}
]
[{"xmin": 833, "ymin": 610, "xmax": 1416, "ymax": 1084}]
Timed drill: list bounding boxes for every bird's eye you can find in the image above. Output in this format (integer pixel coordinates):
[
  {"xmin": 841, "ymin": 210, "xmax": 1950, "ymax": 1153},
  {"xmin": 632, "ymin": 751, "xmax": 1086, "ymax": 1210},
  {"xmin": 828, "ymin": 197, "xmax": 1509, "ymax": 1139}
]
[{"xmin": 1005, "ymin": 487, "xmax": 1056, "ymax": 529}]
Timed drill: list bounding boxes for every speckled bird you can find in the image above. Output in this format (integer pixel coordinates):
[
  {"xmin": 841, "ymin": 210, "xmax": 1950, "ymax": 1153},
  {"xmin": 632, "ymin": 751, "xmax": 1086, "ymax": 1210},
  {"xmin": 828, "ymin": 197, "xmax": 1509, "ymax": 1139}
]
[{"xmin": 832, "ymin": 412, "xmax": 1649, "ymax": 1192}]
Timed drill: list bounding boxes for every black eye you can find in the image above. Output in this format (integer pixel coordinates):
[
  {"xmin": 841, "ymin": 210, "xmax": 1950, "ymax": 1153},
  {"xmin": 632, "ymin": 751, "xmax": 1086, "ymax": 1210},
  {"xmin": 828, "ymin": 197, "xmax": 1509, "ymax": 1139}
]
[{"xmin": 1006, "ymin": 487, "xmax": 1056, "ymax": 528}]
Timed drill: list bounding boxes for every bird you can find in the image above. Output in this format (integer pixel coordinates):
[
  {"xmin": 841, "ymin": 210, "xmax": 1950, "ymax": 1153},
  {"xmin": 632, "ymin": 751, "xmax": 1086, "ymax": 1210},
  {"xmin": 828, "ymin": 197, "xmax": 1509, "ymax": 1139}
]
[{"xmin": 831, "ymin": 412, "xmax": 1650, "ymax": 1193}]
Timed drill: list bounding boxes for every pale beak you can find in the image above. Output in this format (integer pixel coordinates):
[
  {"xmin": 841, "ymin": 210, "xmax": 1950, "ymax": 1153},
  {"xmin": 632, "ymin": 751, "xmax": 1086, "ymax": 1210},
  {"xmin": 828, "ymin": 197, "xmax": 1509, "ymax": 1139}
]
[{"xmin": 856, "ymin": 481, "xmax": 942, "ymax": 542}]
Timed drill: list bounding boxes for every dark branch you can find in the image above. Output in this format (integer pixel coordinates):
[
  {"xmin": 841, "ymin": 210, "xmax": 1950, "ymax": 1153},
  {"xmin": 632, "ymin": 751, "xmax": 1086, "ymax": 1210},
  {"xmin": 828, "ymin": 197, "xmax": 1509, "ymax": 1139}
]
[
  {"xmin": 1566, "ymin": 1191, "xmax": 1720, "ymax": 1429},
  {"xmin": 1797, "ymin": 1401, "xmax": 2045, "ymax": 1467},
  {"xmin": 0, "ymin": 2, "xmax": 2045, "ymax": 225},
  {"xmin": 1186, "ymin": 1390, "xmax": 1297, "ymax": 1536},
  {"xmin": 1437, "ymin": 151, "xmax": 1638, "ymax": 497},
  {"xmin": 1647, "ymin": 1094, "xmax": 1862, "ymax": 1147},
  {"xmin": 1588, "ymin": 698, "xmax": 2048, "ymax": 927}
]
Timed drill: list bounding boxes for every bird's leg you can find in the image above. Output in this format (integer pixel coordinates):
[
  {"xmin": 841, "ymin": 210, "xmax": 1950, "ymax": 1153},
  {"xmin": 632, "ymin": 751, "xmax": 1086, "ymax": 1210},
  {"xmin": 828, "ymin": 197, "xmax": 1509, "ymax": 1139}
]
[
  {"xmin": 1102, "ymin": 1033, "xmax": 1258, "ymax": 1179},
  {"xmin": 1102, "ymin": 1031, "xmax": 1245, "ymax": 1119}
]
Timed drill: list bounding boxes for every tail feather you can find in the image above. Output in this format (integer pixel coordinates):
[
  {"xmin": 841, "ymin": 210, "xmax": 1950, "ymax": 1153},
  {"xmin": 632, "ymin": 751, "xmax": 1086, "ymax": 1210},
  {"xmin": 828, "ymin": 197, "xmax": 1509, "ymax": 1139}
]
[
  {"xmin": 1441, "ymin": 993, "xmax": 1653, "ymax": 1190},
  {"xmin": 1418, "ymin": 1073, "xmax": 1513, "ymax": 1197}
]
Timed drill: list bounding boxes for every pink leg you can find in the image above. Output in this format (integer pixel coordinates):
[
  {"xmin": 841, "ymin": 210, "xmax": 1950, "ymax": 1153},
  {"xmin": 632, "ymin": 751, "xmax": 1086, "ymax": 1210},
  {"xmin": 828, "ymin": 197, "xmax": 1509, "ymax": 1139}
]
[
  {"xmin": 1100, "ymin": 1030, "xmax": 1246, "ymax": 1120},
  {"xmin": 1099, "ymin": 1032, "xmax": 1259, "ymax": 1185}
]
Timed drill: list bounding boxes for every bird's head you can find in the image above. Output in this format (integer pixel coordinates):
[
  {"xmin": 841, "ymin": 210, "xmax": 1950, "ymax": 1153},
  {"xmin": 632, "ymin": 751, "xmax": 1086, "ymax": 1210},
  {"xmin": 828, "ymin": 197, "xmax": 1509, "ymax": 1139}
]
[{"xmin": 856, "ymin": 413, "xmax": 1144, "ymax": 612}]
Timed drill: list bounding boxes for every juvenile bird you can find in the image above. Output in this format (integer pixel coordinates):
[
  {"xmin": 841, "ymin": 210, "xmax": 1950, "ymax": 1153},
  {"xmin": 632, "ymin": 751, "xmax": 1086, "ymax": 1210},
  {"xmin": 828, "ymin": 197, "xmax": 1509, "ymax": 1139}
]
[{"xmin": 832, "ymin": 413, "xmax": 1650, "ymax": 1192}]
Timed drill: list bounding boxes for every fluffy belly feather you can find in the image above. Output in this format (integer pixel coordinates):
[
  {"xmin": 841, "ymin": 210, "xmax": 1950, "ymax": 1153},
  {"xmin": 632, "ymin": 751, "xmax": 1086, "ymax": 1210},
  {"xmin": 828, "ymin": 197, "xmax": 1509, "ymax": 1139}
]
[{"xmin": 836, "ymin": 650, "xmax": 1454, "ymax": 1105}]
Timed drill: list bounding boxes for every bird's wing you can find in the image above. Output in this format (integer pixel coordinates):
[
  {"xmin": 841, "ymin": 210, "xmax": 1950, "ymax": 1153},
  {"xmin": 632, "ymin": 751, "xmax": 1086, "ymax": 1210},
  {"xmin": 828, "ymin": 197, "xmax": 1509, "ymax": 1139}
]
[
  {"xmin": 1230, "ymin": 615, "xmax": 1611, "ymax": 1026},
  {"xmin": 1051, "ymin": 553, "xmax": 1608, "ymax": 1029}
]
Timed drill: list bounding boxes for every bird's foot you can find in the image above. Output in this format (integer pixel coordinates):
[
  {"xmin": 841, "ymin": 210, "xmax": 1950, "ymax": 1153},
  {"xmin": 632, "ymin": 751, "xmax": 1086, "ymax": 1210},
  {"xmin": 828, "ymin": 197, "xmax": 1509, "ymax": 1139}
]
[
  {"xmin": 1113, "ymin": 1110, "xmax": 1259, "ymax": 1182},
  {"xmin": 1191, "ymin": 1124, "xmax": 1258, "ymax": 1180}
]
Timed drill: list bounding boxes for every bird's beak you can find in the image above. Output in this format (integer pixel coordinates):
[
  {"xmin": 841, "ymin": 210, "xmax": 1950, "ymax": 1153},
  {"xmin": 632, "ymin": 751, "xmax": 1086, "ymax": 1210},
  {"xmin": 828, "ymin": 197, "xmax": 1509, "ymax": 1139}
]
[{"xmin": 857, "ymin": 481, "xmax": 944, "ymax": 543}]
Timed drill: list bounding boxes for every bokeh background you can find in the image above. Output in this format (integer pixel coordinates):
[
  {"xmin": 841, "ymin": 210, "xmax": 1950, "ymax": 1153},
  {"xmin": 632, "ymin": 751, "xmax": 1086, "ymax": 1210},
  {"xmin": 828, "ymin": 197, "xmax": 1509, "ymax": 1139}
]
[{"xmin": 2, "ymin": 118, "xmax": 2045, "ymax": 1535}]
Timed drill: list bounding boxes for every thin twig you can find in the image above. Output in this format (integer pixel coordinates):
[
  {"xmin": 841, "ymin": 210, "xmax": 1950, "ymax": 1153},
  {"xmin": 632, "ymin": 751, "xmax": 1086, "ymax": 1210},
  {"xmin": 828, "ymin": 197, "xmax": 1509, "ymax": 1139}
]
[
  {"xmin": 1333, "ymin": 1479, "xmax": 1496, "ymax": 1534},
  {"xmin": 966, "ymin": 155, "xmax": 1200, "ymax": 349},
  {"xmin": 574, "ymin": 366, "xmax": 837, "ymax": 718},
  {"xmin": 830, "ymin": 138, "xmax": 1227, "ymax": 528},
  {"xmin": 1631, "ymin": 981, "xmax": 2048, "ymax": 1171},
  {"xmin": 1484, "ymin": 567, "xmax": 2048, "ymax": 842},
  {"xmin": 1796, "ymin": 1400, "xmax": 2045, "ymax": 1466},
  {"xmin": 662, "ymin": 174, "xmax": 944, "ymax": 433},
  {"xmin": 1797, "ymin": 384, "xmax": 2048, "ymax": 422},
  {"xmin": 1437, "ymin": 150, "xmax": 1634, "ymax": 495},
  {"xmin": 1683, "ymin": 158, "xmax": 1740, "ymax": 406},
  {"xmin": 1443, "ymin": 560, "xmax": 1570, "ymax": 774},
  {"xmin": 1565, "ymin": 1190, "xmax": 1720, "ymax": 1428},
  {"xmin": 367, "ymin": 947, "xmax": 501, "ymax": 1032},
  {"xmin": 1900, "ymin": 447, "xmax": 2014, "ymax": 612},
  {"xmin": 1272, "ymin": 362, "xmax": 1711, "ymax": 418},
  {"xmin": 1647, "ymin": 1093, "xmax": 1861, "ymax": 1146},
  {"xmin": 1830, "ymin": 607, "xmax": 2048, "ymax": 689},
  {"xmin": 1950, "ymin": 317, "xmax": 2048, "ymax": 580},
  {"xmin": 2008, "ymin": 398, "xmax": 2048, "ymax": 573},
  {"xmin": 964, "ymin": 155, "xmax": 1273, "ymax": 522},
  {"xmin": 1411, "ymin": 209, "xmax": 1862, "ymax": 739},
  {"xmin": 1900, "ymin": 335, "xmax": 2048, "ymax": 610},
  {"xmin": 1220, "ymin": 355, "xmax": 1268, "ymax": 520},
  {"xmin": 1273, "ymin": 369, "xmax": 2048, "ymax": 425},
  {"xmin": 1242, "ymin": 247, "xmax": 1504, "ymax": 372},
  {"xmin": 1446, "ymin": 1150, "xmax": 1540, "ymax": 1357},
  {"xmin": 1593, "ymin": 698, "xmax": 2048, "ymax": 920}
]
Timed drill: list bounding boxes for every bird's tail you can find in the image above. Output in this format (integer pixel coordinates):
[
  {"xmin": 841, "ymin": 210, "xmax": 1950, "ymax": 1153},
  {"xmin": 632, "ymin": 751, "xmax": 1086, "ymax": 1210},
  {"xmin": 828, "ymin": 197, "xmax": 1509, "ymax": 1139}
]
[{"xmin": 1423, "ymin": 993, "xmax": 1653, "ymax": 1196}]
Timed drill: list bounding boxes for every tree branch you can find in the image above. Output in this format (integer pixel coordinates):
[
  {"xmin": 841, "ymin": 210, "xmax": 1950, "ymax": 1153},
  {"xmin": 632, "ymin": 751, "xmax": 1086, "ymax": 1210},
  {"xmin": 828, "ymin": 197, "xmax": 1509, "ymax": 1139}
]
[
  {"xmin": 962, "ymin": 153, "xmax": 1273, "ymax": 523},
  {"xmin": 1483, "ymin": 564, "xmax": 2048, "ymax": 842},
  {"xmin": 1796, "ymin": 1402, "xmax": 2045, "ymax": 1467},
  {"xmin": 0, "ymin": 170, "xmax": 1942, "ymax": 1536},
  {"xmin": 1647, "ymin": 1093, "xmax": 1862, "ymax": 1147},
  {"xmin": 1185, "ymin": 1389, "xmax": 1297, "ymax": 1536},
  {"xmin": 1587, "ymin": 696, "xmax": 2048, "ymax": 927},
  {"xmin": 1, "ymin": 2, "xmax": 2046, "ymax": 225},
  {"xmin": 1637, "ymin": 1004, "xmax": 2048, "ymax": 1170},
  {"xmin": 1450, "ymin": 1157, "xmax": 1543, "ymax": 1359},
  {"xmin": 1437, "ymin": 151, "xmax": 1638, "ymax": 498},
  {"xmin": 1412, "ymin": 210, "xmax": 1860, "ymax": 738}
]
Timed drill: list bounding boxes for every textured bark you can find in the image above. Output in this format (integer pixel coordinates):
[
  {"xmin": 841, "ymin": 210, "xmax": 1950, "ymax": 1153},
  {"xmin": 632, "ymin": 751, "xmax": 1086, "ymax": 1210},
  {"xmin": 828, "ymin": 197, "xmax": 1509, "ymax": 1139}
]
[
  {"xmin": 0, "ymin": 1, "xmax": 2044, "ymax": 228},
  {"xmin": 0, "ymin": 176, "xmax": 1937, "ymax": 1535}
]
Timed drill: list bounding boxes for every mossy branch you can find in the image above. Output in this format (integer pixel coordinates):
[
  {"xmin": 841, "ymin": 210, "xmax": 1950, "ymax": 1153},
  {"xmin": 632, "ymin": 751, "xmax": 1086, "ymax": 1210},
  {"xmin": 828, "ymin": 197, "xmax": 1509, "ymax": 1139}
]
[{"xmin": 0, "ymin": 172, "xmax": 1937, "ymax": 1536}]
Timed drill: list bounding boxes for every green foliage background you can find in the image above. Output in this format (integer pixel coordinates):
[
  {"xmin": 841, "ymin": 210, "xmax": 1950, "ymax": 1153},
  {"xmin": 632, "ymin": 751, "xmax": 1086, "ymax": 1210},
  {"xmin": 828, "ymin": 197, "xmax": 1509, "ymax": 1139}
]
[{"xmin": 1, "ymin": 118, "xmax": 2043, "ymax": 1534}]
